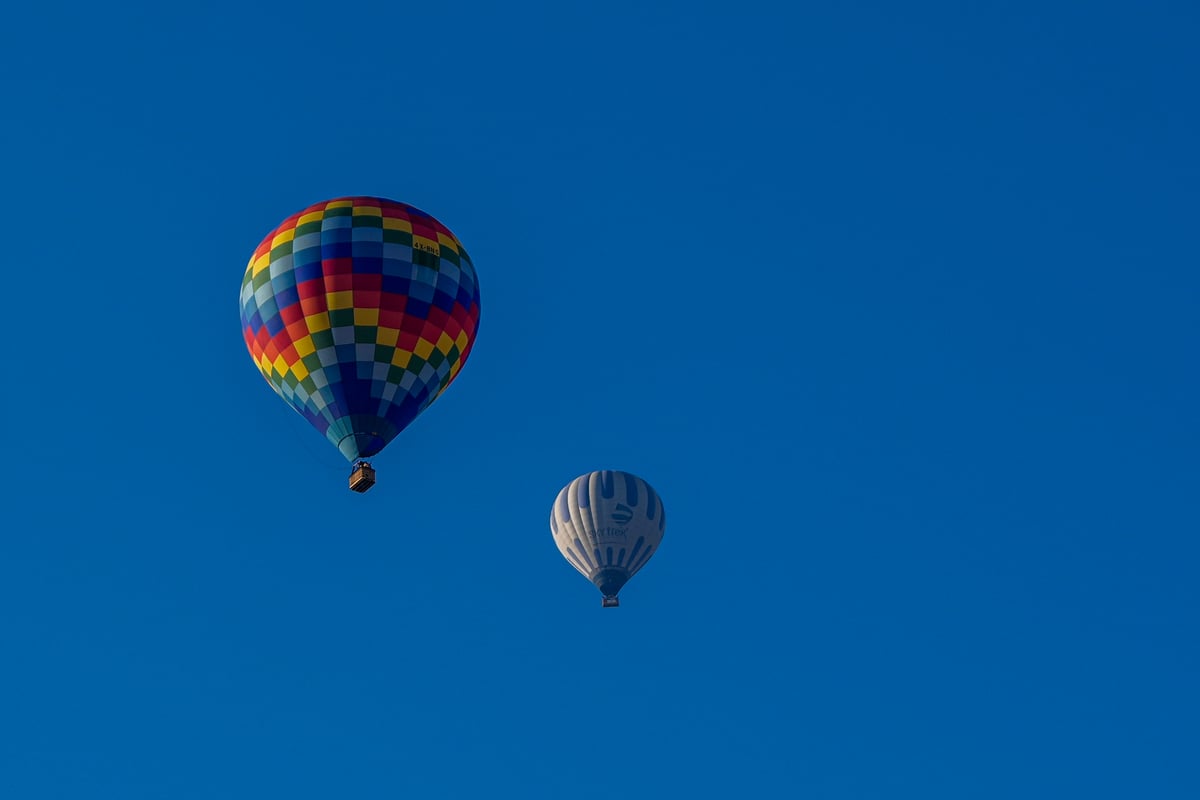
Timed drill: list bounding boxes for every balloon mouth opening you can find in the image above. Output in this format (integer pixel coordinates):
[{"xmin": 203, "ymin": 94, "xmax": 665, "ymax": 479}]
[
  {"xmin": 323, "ymin": 414, "xmax": 403, "ymax": 461},
  {"xmin": 592, "ymin": 568, "xmax": 630, "ymax": 598},
  {"xmin": 337, "ymin": 435, "xmax": 386, "ymax": 460}
]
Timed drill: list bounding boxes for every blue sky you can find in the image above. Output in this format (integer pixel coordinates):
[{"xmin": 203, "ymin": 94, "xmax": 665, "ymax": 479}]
[{"xmin": 2, "ymin": 1, "xmax": 1198, "ymax": 797}]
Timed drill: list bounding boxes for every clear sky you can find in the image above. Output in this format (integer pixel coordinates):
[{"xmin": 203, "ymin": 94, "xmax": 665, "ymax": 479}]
[{"xmin": 2, "ymin": 1, "xmax": 1197, "ymax": 797}]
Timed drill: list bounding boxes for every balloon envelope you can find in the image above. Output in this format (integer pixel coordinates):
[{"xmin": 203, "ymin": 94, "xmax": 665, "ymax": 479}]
[
  {"xmin": 550, "ymin": 470, "xmax": 666, "ymax": 605},
  {"xmin": 239, "ymin": 197, "xmax": 481, "ymax": 463}
]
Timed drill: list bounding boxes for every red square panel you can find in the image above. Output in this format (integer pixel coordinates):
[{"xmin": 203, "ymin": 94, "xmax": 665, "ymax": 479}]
[
  {"xmin": 297, "ymin": 279, "xmax": 325, "ymax": 300},
  {"xmin": 322, "ymin": 257, "xmax": 354, "ymax": 276},
  {"xmin": 353, "ymin": 273, "xmax": 383, "ymax": 292},
  {"xmin": 420, "ymin": 320, "xmax": 442, "ymax": 343},
  {"xmin": 280, "ymin": 304, "xmax": 305, "ymax": 326},
  {"xmin": 398, "ymin": 332, "xmax": 419, "ymax": 351},
  {"xmin": 287, "ymin": 321, "xmax": 310, "ymax": 341},
  {"xmin": 379, "ymin": 290, "xmax": 407, "ymax": 313},
  {"xmin": 354, "ymin": 290, "xmax": 382, "ymax": 309},
  {"xmin": 300, "ymin": 295, "xmax": 327, "ymax": 316},
  {"xmin": 325, "ymin": 273, "xmax": 354, "ymax": 293}
]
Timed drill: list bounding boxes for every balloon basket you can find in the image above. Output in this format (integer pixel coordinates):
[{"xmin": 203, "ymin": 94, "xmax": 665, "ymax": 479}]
[
  {"xmin": 602, "ymin": 596, "xmax": 620, "ymax": 608},
  {"xmin": 349, "ymin": 462, "xmax": 376, "ymax": 493}
]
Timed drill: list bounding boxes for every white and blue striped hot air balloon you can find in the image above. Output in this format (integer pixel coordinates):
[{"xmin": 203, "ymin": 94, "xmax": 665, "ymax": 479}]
[{"xmin": 550, "ymin": 470, "xmax": 666, "ymax": 607}]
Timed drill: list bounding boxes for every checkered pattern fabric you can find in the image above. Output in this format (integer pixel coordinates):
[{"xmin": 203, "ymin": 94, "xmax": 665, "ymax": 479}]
[{"xmin": 239, "ymin": 197, "xmax": 481, "ymax": 461}]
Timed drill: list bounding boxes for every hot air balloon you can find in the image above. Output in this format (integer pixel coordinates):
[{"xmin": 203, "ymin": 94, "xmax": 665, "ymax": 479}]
[
  {"xmin": 550, "ymin": 470, "xmax": 666, "ymax": 607},
  {"xmin": 239, "ymin": 197, "xmax": 481, "ymax": 492}
]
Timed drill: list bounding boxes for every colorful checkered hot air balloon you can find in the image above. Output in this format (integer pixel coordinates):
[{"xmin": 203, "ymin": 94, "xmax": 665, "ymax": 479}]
[{"xmin": 239, "ymin": 197, "xmax": 481, "ymax": 492}]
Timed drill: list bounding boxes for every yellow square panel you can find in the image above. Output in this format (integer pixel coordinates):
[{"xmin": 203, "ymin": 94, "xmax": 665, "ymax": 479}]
[
  {"xmin": 436, "ymin": 331, "xmax": 454, "ymax": 354},
  {"xmin": 306, "ymin": 314, "xmax": 331, "ymax": 333},
  {"xmin": 294, "ymin": 336, "xmax": 316, "ymax": 357},
  {"xmin": 353, "ymin": 205, "xmax": 383, "ymax": 216},
  {"xmin": 391, "ymin": 349, "xmax": 411, "ymax": 368},
  {"xmin": 376, "ymin": 327, "xmax": 399, "ymax": 347},
  {"xmin": 327, "ymin": 291, "xmax": 353, "ymax": 310},
  {"xmin": 292, "ymin": 361, "xmax": 309, "ymax": 382},
  {"xmin": 414, "ymin": 337, "xmax": 434, "ymax": 359},
  {"xmin": 436, "ymin": 232, "xmax": 459, "ymax": 253},
  {"xmin": 251, "ymin": 252, "xmax": 271, "ymax": 276},
  {"xmin": 299, "ymin": 211, "xmax": 324, "ymax": 226},
  {"xmin": 412, "ymin": 235, "xmax": 440, "ymax": 256},
  {"xmin": 272, "ymin": 229, "xmax": 295, "ymax": 247},
  {"xmin": 382, "ymin": 217, "xmax": 413, "ymax": 232},
  {"xmin": 326, "ymin": 199, "xmax": 353, "ymax": 209},
  {"xmin": 354, "ymin": 308, "xmax": 379, "ymax": 326}
]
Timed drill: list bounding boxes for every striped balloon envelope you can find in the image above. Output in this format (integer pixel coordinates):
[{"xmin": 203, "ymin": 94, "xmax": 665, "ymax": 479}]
[
  {"xmin": 550, "ymin": 470, "xmax": 667, "ymax": 607},
  {"xmin": 239, "ymin": 197, "xmax": 481, "ymax": 489}
]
